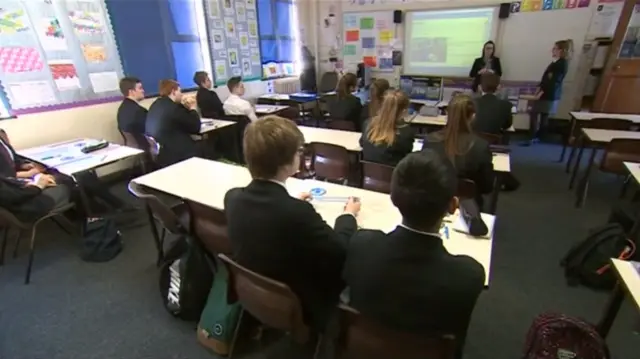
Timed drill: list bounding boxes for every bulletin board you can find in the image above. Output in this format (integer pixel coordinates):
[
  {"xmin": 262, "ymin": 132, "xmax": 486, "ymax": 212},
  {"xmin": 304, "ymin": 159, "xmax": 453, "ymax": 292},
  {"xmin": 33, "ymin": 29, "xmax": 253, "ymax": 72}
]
[
  {"xmin": 342, "ymin": 11, "xmax": 396, "ymax": 71},
  {"xmin": 0, "ymin": 0, "xmax": 123, "ymax": 113},
  {"xmin": 204, "ymin": 0, "xmax": 262, "ymax": 86}
]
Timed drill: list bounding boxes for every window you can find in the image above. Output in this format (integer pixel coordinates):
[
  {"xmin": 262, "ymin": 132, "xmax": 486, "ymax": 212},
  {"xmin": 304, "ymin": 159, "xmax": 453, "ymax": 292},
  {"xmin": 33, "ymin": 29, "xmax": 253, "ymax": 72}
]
[
  {"xmin": 105, "ymin": 0, "xmax": 211, "ymax": 94},
  {"xmin": 257, "ymin": 0, "xmax": 299, "ymax": 79}
]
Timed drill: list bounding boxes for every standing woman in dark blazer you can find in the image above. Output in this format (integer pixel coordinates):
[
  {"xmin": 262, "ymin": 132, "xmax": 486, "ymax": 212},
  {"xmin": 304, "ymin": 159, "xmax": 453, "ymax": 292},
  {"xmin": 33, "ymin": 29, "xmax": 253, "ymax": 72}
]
[
  {"xmin": 328, "ymin": 72, "xmax": 363, "ymax": 130},
  {"xmin": 422, "ymin": 94, "xmax": 494, "ymax": 208},
  {"xmin": 525, "ymin": 39, "xmax": 571, "ymax": 146},
  {"xmin": 360, "ymin": 90, "xmax": 415, "ymax": 166},
  {"xmin": 469, "ymin": 41, "xmax": 502, "ymax": 93},
  {"xmin": 361, "ymin": 78, "xmax": 390, "ymax": 122}
]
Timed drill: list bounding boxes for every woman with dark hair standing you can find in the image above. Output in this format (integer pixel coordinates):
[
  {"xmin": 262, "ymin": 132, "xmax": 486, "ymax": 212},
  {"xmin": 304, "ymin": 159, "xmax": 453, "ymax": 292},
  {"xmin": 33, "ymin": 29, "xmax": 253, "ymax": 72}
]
[
  {"xmin": 327, "ymin": 73, "xmax": 363, "ymax": 131},
  {"xmin": 469, "ymin": 41, "xmax": 503, "ymax": 93}
]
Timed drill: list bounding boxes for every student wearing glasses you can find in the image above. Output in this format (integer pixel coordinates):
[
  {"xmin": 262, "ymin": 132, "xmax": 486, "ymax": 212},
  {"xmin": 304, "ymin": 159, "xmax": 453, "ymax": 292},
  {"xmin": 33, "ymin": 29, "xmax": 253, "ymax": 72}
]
[
  {"xmin": 224, "ymin": 115, "xmax": 361, "ymax": 334},
  {"xmin": 360, "ymin": 90, "xmax": 415, "ymax": 166}
]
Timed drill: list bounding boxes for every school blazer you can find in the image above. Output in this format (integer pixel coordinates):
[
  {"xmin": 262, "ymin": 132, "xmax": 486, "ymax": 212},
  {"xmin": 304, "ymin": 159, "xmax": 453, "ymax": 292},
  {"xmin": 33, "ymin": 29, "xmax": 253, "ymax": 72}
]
[
  {"xmin": 327, "ymin": 94, "xmax": 363, "ymax": 131},
  {"xmin": 539, "ymin": 58, "xmax": 568, "ymax": 101},
  {"xmin": 224, "ymin": 180, "xmax": 358, "ymax": 330},
  {"xmin": 196, "ymin": 87, "xmax": 225, "ymax": 119},
  {"xmin": 360, "ymin": 121, "xmax": 415, "ymax": 166},
  {"xmin": 422, "ymin": 132, "xmax": 495, "ymax": 195},
  {"xmin": 0, "ymin": 177, "xmax": 54, "ymax": 222},
  {"xmin": 0, "ymin": 139, "xmax": 22, "ymax": 178},
  {"xmin": 117, "ymin": 98, "xmax": 148, "ymax": 149},
  {"xmin": 473, "ymin": 94, "xmax": 513, "ymax": 135},
  {"xmin": 344, "ymin": 226, "xmax": 485, "ymax": 359},
  {"xmin": 469, "ymin": 56, "xmax": 503, "ymax": 92},
  {"xmin": 145, "ymin": 96, "xmax": 201, "ymax": 166}
]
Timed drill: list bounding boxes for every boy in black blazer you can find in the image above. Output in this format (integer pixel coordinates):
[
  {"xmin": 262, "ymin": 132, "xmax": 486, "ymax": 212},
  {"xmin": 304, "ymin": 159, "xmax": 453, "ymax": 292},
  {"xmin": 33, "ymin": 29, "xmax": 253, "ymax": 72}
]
[
  {"xmin": 473, "ymin": 73, "xmax": 513, "ymax": 137},
  {"xmin": 224, "ymin": 115, "xmax": 360, "ymax": 332},
  {"xmin": 344, "ymin": 151, "xmax": 485, "ymax": 359},
  {"xmin": 193, "ymin": 71, "xmax": 224, "ymax": 118}
]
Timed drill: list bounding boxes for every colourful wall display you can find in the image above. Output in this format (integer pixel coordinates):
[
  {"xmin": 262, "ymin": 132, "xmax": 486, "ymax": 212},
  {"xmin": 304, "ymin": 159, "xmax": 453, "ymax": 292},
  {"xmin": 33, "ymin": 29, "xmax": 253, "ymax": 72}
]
[
  {"xmin": 511, "ymin": 0, "xmax": 591, "ymax": 13},
  {"xmin": 342, "ymin": 11, "xmax": 395, "ymax": 71}
]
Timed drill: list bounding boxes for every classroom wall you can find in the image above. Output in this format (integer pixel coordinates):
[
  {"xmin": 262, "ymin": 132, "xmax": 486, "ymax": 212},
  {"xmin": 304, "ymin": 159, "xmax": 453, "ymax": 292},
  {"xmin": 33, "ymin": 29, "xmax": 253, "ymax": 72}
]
[{"xmin": 0, "ymin": 80, "xmax": 268, "ymax": 176}]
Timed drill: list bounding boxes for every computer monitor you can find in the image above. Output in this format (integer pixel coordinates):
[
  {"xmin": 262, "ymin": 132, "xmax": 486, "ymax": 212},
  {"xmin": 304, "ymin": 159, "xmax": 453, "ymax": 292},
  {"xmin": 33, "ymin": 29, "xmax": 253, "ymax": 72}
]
[
  {"xmin": 262, "ymin": 62, "xmax": 282, "ymax": 79},
  {"xmin": 399, "ymin": 75, "xmax": 441, "ymax": 101}
]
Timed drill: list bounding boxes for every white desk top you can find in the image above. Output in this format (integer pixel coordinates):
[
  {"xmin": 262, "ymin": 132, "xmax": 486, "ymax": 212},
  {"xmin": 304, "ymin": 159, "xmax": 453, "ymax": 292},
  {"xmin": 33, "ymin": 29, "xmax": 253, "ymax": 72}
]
[
  {"xmin": 132, "ymin": 157, "xmax": 494, "ymax": 285},
  {"xmin": 409, "ymin": 99, "xmax": 440, "ymax": 106},
  {"xmin": 18, "ymin": 138, "xmax": 143, "ymax": 176},
  {"xmin": 200, "ymin": 118, "xmax": 236, "ymax": 134},
  {"xmin": 435, "ymin": 100, "xmax": 517, "ymax": 114},
  {"xmin": 624, "ymin": 162, "xmax": 640, "ymax": 183},
  {"xmin": 259, "ymin": 93, "xmax": 290, "ymax": 101},
  {"xmin": 583, "ymin": 128, "xmax": 640, "ymax": 143},
  {"xmin": 298, "ymin": 126, "xmax": 362, "ymax": 152},
  {"xmin": 570, "ymin": 111, "xmax": 640, "ymax": 123},
  {"xmin": 612, "ymin": 259, "xmax": 640, "ymax": 312},
  {"xmin": 409, "ymin": 115, "xmax": 516, "ymax": 132},
  {"xmin": 255, "ymin": 104, "xmax": 289, "ymax": 114},
  {"xmin": 412, "ymin": 139, "xmax": 510, "ymax": 172}
]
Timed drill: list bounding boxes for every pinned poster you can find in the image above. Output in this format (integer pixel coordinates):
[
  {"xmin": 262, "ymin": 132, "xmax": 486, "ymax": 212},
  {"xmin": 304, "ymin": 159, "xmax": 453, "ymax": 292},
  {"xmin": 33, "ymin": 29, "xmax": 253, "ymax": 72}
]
[
  {"xmin": 362, "ymin": 37, "xmax": 375, "ymax": 49},
  {"xmin": 379, "ymin": 30, "xmax": 393, "ymax": 45},
  {"xmin": 48, "ymin": 61, "xmax": 81, "ymax": 90},
  {"xmin": 346, "ymin": 30, "xmax": 359, "ymax": 42},
  {"xmin": 360, "ymin": 17, "xmax": 374, "ymax": 29},
  {"xmin": 242, "ymin": 58, "xmax": 251, "ymax": 75},
  {"xmin": 248, "ymin": 20, "xmax": 258, "ymax": 37},
  {"xmin": 7, "ymin": 81, "xmax": 56, "ymax": 108},
  {"xmin": 82, "ymin": 44, "xmax": 107, "ymax": 63},
  {"xmin": 38, "ymin": 18, "xmax": 67, "ymax": 51},
  {"xmin": 0, "ymin": 47, "xmax": 44, "ymax": 73},
  {"xmin": 68, "ymin": 11, "xmax": 103, "ymax": 34},
  {"xmin": 214, "ymin": 60, "xmax": 227, "ymax": 80},
  {"xmin": 344, "ymin": 14, "xmax": 357, "ymax": 28},
  {"xmin": 0, "ymin": 8, "xmax": 29, "ymax": 33},
  {"xmin": 363, "ymin": 56, "xmax": 377, "ymax": 67},
  {"xmin": 376, "ymin": 19, "xmax": 388, "ymax": 29},
  {"xmin": 88, "ymin": 71, "xmax": 119, "ymax": 93},
  {"xmin": 212, "ymin": 30, "xmax": 225, "ymax": 49},
  {"xmin": 379, "ymin": 57, "xmax": 393, "ymax": 70},
  {"xmin": 521, "ymin": 0, "xmax": 543, "ymax": 11},
  {"xmin": 343, "ymin": 44, "xmax": 357, "ymax": 55},
  {"xmin": 239, "ymin": 32, "xmax": 249, "ymax": 49},
  {"xmin": 224, "ymin": 17, "xmax": 236, "ymax": 37}
]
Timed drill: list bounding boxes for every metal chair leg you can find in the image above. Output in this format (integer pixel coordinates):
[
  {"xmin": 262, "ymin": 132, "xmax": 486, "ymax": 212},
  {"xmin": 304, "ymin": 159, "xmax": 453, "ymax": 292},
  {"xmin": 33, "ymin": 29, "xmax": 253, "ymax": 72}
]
[
  {"xmin": 25, "ymin": 227, "xmax": 38, "ymax": 284},
  {"xmin": 12, "ymin": 230, "xmax": 22, "ymax": 258},
  {"xmin": 0, "ymin": 228, "xmax": 8, "ymax": 266},
  {"xmin": 228, "ymin": 308, "xmax": 245, "ymax": 359}
]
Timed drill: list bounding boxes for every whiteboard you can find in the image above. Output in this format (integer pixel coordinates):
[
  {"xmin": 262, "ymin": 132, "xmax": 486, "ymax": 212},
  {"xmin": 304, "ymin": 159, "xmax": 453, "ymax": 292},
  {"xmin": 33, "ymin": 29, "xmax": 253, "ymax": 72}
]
[
  {"xmin": 499, "ymin": 7, "xmax": 594, "ymax": 82},
  {"xmin": 342, "ymin": 11, "xmax": 396, "ymax": 71}
]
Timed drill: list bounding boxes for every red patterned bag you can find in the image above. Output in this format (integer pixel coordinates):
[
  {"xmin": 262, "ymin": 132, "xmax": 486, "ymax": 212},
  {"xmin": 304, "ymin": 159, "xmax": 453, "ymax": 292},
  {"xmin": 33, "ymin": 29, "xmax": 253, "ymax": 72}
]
[{"xmin": 523, "ymin": 313, "xmax": 609, "ymax": 359}]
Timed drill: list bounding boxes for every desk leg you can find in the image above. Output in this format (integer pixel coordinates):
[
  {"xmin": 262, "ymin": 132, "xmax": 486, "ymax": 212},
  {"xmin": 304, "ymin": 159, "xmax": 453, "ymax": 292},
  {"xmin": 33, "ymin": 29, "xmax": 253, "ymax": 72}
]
[
  {"xmin": 145, "ymin": 204, "xmax": 164, "ymax": 266},
  {"xmin": 575, "ymin": 147, "xmax": 597, "ymax": 208},
  {"xmin": 488, "ymin": 172, "xmax": 502, "ymax": 215},
  {"xmin": 597, "ymin": 282, "xmax": 625, "ymax": 339},
  {"xmin": 559, "ymin": 117, "xmax": 576, "ymax": 163},
  {"xmin": 568, "ymin": 136, "xmax": 586, "ymax": 190}
]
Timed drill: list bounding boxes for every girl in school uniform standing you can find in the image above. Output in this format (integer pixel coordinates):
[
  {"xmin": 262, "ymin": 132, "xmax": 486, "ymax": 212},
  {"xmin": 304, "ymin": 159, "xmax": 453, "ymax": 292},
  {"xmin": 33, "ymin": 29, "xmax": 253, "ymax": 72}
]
[
  {"xmin": 525, "ymin": 39, "xmax": 572, "ymax": 146},
  {"xmin": 469, "ymin": 41, "xmax": 503, "ymax": 93}
]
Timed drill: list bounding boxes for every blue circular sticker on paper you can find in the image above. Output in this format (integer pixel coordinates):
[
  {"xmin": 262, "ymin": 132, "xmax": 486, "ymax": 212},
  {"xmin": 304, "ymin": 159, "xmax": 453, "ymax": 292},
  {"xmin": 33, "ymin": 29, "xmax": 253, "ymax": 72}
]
[{"xmin": 309, "ymin": 188, "xmax": 326, "ymax": 197}]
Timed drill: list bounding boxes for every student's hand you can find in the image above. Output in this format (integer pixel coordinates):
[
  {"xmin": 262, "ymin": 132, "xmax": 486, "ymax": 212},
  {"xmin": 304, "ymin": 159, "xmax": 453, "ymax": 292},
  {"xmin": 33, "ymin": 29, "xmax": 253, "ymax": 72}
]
[
  {"xmin": 344, "ymin": 197, "xmax": 361, "ymax": 216},
  {"xmin": 478, "ymin": 68, "xmax": 487, "ymax": 74},
  {"xmin": 21, "ymin": 162, "xmax": 35, "ymax": 170},
  {"xmin": 22, "ymin": 167, "xmax": 41, "ymax": 178},
  {"xmin": 183, "ymin": 97, "xmax": 197, "ymax": 110},
  {"xmin": 41, "ymin": 174, "xmax": 56, "ymax": 185},
  {"xmin": 298, "ymin": 192, "xmax": 312, "ymax": 201},
  {"xmin": 535, "ymin": 91, "xmax": 543, "ymax": 100},
  {"xmin": 28, "ymin": 175, "xmax": 54, "ymax": 189}
]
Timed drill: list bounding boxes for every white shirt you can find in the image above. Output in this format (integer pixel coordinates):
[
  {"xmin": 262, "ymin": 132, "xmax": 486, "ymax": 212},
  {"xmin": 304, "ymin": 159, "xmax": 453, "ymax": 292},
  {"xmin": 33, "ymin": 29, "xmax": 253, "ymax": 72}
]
[
  {"xmin": 223, "ymin": 94, "xmax": 258, "ymax": 122},
  {"xmin": 398, "ymin": 223, "xmax": 441, "ymax": 238}
]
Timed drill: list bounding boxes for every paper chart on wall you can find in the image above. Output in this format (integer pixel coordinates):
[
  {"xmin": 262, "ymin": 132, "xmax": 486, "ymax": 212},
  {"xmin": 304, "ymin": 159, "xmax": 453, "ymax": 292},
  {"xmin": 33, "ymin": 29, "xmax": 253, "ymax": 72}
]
[
  {"xmin": 0, "ymin": 46, "xmax": 45, "ymax": 73},
  {"xmin": 215, "ymin": 60, "xmax": 227, "ymax": 80},
  {"xmin": 208, "ymin": 0, "xmax": 220, "ymax": 18},
  {"xmin": 88, "ymin": 71, "xmax": 119, "ymax": 93},
  {"xmin": 239, "ymin": 32, "xmax": 249, "ymax": 49},
  {"xmin": 48, "ymin": 60, "xmax": 81, "ymax": 90},
  {"xmin": 229, "ymin": 48, "xmax": 239, "ymax": 67},
  {"xmin": 37, "ymin": 18, "xmax": 67, "ymax": 51},
  {"xmin": 236, "ymin": 2, "xmax": 246, "ymax": 21},
  {"xmin": 343, "ymin": 11, "xmax": 395, "ymax": 71},
  {"xmin": 247, "ymin": 20, "xmax": 258, "ymax": 37},
  {"xmin": 587, "ymin": 0, "xmax": 624, "ymax": 38},
  {"xmin": 212, "ymin": 30, "xmax": 225, "ymax": 50},
  {"xmin": 223, "ymin": 0, "xmax": 233, "ymax": 15},
  {"xmin": 81, "ymin": 44, "xmax": 107, "ymax": 62},
  {"xmin": 242, "ymin": 58, "xmax": 251, "ymax": 76},
  {"xmin": 68, "ymin": 10, "xmax": 103, "ymax": 34},
  {"xmin": 0, "ymin": 7, "xmax": 29, "ymax": 34},
  {"xmin": 224, "ymin": 17, "xmax": 235, "ymax": 37},
  {"xmin": 7, "ymin": 81, "xmax": 56, "ymax": 108}
]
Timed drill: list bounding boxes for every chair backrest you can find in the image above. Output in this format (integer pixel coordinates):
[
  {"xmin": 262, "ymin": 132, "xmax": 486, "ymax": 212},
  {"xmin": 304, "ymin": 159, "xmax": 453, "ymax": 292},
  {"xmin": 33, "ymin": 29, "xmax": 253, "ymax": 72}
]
[
  {"xmin": 310, "ymin": 142, "xmax": 351, "ymax": 182},
  {"xmin": 477, "ymin": 132, "xmax": 502, "ymax": 146},
  {"xmin": 120, "ymin": 130, "xmax": 143, "ymax": 150},
  {"xmin": 0, "ymin": 206, "xmax": 29, "ymax": 229},
  {"xmin": 186, "ymin": 201, "xmax": 232, "ymax": 256},
  {"xmin": 338, "ymin": 305, "xmax": 456, "ymax": 359},
  {"xmin": 600, "ymin": 138, "xmax": 640, "ymax": 174},
  {"xmin": 328, "ymin": 120, "xmax": 356, "ymax": 132},
  {"xmin": 278, "ymin": 106, "xmax": 300, "ymax": 122},
  {"xmin": 457, "ymin": 179, "xmax": 477, "ymax": 199},
  {"xmin": 127, "ymin": 182, "xmax": 185, "ymax": 234},
  {"xmin": 218, "ymin": 253, "xmax": 310, "ymax": 343},
  {"xmin": 144, "ymin": 135, "xmax": 161, "ymax": 157},
  {"xmin": 361, "ymin": 161, "xmax": 394, "ymax": 194},
  {"xmin": 587, "ymin": 118, "xmax": 633, "ymax": 131},
  {"xmin": 319, "ymin": 72, "xmax": 339, "ymax": 93}
]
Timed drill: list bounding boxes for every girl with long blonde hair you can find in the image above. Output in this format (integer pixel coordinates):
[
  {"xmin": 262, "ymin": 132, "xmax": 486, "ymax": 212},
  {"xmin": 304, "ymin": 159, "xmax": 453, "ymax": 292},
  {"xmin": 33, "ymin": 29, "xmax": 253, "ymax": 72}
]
[{"xmin": 360, "ymin": 90, "xmax": 415, "ymax": 166}]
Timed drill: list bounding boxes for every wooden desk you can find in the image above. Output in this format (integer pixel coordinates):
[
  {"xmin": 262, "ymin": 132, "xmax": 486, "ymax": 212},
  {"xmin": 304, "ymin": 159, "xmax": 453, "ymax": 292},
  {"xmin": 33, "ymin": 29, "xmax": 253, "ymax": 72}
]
[
  {"xmin": 570, "ymin": 129, "xmax": 640, "ymax": 207},
  {"xmin": 200, "ymin": 118, "xmax": 236, "ymax": 134},
  {"xmin": 131, "ymin": 157, "xmax": 495, "ymax": 285},
  {"xmin": 18, "ymin": 138, "xmax": 143, "ymax": 176},
  {"xmin": 255, "ymin": 104, "xmax": 289, "ymax": 115},
  {"xmin": 408, "ymin": 115, "xmax": 516, "ymax": 132},
  {"xmin": 597, "ymin": 259, "xmax": 640, "ymax": 338}
]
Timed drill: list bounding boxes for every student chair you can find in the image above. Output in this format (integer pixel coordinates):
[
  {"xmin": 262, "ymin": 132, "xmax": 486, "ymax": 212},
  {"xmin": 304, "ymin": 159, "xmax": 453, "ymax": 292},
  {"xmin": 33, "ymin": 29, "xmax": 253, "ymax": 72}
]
[
  {"xmin": 319, "ymin": 72, "xmax": 339, "ymax": 94},
  {"xmin": 361, "ymin": 161, "xmax": 394, "ymax": 194},
  {"xmin": 457, "ymin": 179, "xmax": 477, "ymax": 200},
  {"xmin": 218, "ymin": 253, "xmax": 318, "ymax": 358},
  {"xmin": 477, "ymin": 132, "xmax": 503, "ymax": 146},
  {"xmin": 309, "ymin": 142, "xmax": 351, "ymax": 184},
  {"xmin": 186, "ymin": 201, "xmax": 231, "ymax": 256},
  {"xmin": 127, "ymin": 182, "xmax": 188, "ymax": 264},
  {"xmin": 328, "ymin": 120, "xmax": 357, "ymax": 132},
  {"xmin": 337, "ymin": 305, "xmax": 456, "ymax": 359},
  {"xmin": 0, "ymin": 203, "xmax": 76, "ymax": 284},
  {"xmin": 564, "ymin": 118, "xmax": 634, "ymax": 173},
  {"xmin": 576, "ymin": 138, "xmax": 640, "ymax": 208}
]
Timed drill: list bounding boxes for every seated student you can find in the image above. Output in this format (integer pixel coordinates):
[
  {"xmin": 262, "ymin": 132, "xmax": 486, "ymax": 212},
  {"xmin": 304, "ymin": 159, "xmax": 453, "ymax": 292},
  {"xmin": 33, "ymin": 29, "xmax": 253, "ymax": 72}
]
[
  {"xmin": 223, "ymin": 76, "xmax": 258, "ymax": 122},
  {"xmin": 327, "ymin": 73, "xmax": 363, "ymax": 131},
  {"xmin": 422, "ymin": 94, "xmax": 494, "ymax": 207},
  {"xmin": 146, "ymin": 79, "xmax": 201, "ymax": 166},
  {"xmin": 116, "ymin": 76, "xmax": 147, "ymax": 149},
  {"xmin": 0, "ymin": 174, "xmax": 71, "ymax": 222},
  {"xmin": 361, "ymin": 78, "xmax": 390, "ymax": 122},
  {"xmin": 194, "ymin": 71, "xmax": 224, "ymax": 118},
  {"xmin": 343, "ymin": 151, "xmax": 485, "ymax": 359},
  {"xmin": 0, "ymin": 129, "xmax": 130, "ymax": 212},
  {"xmin": 360, "ymin": 90, "xmax": 415, "ymax": 166},
  {"xmin": 224, "ymin": 115, "xmax": 360, "ymax": 332},
  {"xmin": 473, "ymin": 73, "xmax": 513, "ymax": 136}
]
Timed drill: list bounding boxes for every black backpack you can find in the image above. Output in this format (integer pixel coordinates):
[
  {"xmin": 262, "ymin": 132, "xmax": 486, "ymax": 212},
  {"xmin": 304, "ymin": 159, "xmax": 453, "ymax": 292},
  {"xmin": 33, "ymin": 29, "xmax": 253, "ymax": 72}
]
[
  {"xmin": 159, "ymin": 235, "xmax": 214, "ymax": 321},
  {"xmin": 81, "ymin": 218, "xmax": 123, "ymax": 262},
  {"xmin": 560, "ymin": 223, "xmax": 636, "ymax": 290}
]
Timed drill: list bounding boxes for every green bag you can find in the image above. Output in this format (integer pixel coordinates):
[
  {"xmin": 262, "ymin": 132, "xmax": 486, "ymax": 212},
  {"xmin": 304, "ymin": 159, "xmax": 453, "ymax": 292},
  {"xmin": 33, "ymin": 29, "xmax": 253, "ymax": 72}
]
[{"xmin": 197, "ymin": 264, "xmax": 243, "ymax": 356}]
